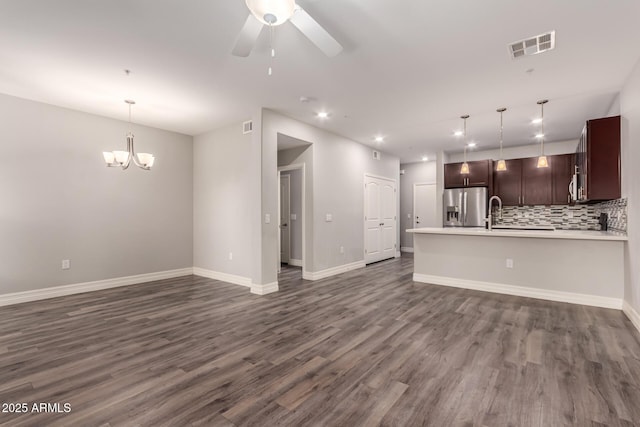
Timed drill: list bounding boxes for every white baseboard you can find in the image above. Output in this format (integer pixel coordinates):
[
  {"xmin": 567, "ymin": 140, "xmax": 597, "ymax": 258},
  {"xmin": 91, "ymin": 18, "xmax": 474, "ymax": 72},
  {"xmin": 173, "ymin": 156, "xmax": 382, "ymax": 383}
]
[
  {"xmin": 623, "ymin": 300, "xmax": 640, "ymax": 334},
  {"xmin": 395, "ymin": 251, "xmax": 401, "ymax": 258},
  {"xmin": 288, "ymin": 259, "xmax": 303, "ymax": 267},
  {"xmin": 401, "ymin": 247, "xmax": 414, "ymax": 253},
  {"xmin": 0, "ymin": 268, "xmax": 194, "ymax": 307},
  {"xmin": 413, "ymin": 273, "xmax": 623, "ymax": 310},
  {"xmin": 303, "ymin": 261, "xmax": 366, "ymax": 281},
  {"xmin": 192, "ymin": 267, "xmax": 252, "ymax": 288},
  {"xmin": 251, "ymin": 281, "xmax": 279, "ymax": 295}
]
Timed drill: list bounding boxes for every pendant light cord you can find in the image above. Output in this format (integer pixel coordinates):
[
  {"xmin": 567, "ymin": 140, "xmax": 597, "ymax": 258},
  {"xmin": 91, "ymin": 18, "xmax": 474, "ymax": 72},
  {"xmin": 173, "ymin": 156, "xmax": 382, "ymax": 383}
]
[{"xmin": 540, "ymin": 102, "xmax": 545, "ymax": 155}]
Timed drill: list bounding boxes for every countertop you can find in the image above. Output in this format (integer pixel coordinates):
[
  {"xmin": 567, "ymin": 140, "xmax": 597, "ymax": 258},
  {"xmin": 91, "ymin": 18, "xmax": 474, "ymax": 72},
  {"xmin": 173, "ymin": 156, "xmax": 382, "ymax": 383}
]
[{"xmin": 407, "ymin": 227, "xmax": 628, "ymax": 241}]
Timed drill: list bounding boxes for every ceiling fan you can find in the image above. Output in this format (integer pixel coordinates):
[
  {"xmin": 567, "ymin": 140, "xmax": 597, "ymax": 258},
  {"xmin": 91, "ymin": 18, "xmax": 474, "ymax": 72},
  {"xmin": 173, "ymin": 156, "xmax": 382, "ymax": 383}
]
[{"xmin": 232, "ymin": 0, "xmax": 343, "ymax": 58}]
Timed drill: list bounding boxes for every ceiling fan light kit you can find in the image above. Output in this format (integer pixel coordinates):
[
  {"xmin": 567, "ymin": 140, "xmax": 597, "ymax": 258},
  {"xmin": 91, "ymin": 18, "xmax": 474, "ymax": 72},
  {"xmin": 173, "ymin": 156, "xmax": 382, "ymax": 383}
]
[
  {"xmin": 245, "ymin": 0, "xmax": 295, "ymax": 25},
  {"xmin": 233, "ymin": 0, "xmax": 343, "ymax": 59}
]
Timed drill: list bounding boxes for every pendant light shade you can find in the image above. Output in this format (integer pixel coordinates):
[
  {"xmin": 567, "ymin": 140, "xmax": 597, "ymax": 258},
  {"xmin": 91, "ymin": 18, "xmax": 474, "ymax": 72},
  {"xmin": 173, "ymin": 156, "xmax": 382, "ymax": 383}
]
[
  {"xmin": 536, "ymin": 99, "xmax": 549, "ymax": 168},
  {"xmin": 245, "ymin": 0, "xmax": 296, "ymax": 25},
  {"xmin": 496, "ymin": 108, "xmax": 507, "ymax": 171},
  {"xmin": 460, "ymin": 115, "xmax": 470, "ymax": 175}
]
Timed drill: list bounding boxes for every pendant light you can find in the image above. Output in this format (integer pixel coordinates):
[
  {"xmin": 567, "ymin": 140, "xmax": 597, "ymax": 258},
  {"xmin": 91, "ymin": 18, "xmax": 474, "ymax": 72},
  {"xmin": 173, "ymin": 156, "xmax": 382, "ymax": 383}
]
[
  {"xmin": 102, "ymin": 100, "xmax": 155, "ymax": 170},
  {"xmin": 496, "ymin": 107, "xmax": 507, "ymax": 171},
  {"xmin": 460, "ymin": 115, "xmax": 470, "ymax": 174},
  {"xmin": 536, "ymin": 99, "xmax": 549, "ymax": 168}
]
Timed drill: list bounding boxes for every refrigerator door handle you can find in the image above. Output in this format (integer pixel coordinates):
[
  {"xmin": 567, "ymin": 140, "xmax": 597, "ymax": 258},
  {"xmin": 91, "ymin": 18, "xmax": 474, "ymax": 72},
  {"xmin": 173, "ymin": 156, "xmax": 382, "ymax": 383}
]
[{"xmin": 463, "ymin": 191, "xmax": 468, "ymax": 224}]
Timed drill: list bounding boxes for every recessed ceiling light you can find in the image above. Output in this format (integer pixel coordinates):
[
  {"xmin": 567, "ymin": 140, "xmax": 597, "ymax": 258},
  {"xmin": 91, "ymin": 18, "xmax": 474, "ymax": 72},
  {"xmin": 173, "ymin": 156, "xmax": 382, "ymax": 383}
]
[
  {"xmin": 535, "ymin": 133, "xmax": 544, "ymax": 138},
  {"xmin": 454, "ymin": 130, "xmax": 463, "ymax": 137},
  {"xmin": 467, "ymin": 142, "xmax": 477, "ymax": 148},
  {"xmin": 532, "ymin": 118, "xmax": 543, "ymax": 124},
  {"xmin": 317, "ymin": 111, "xmax": 329, "ymax": 119},
  {"xmin": 422, "ymin": 156, "xmax": 428, "ymax": 161},
  {"xmin": 374, "ymin": 136, "xmax": 384, "ymax": 143}
]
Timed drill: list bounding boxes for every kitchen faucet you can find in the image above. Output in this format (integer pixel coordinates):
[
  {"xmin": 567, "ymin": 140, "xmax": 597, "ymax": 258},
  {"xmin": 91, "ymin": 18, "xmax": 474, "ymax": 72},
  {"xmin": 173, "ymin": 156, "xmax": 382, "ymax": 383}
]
[{"xmin": 485, "ymin": 195, "xmax": 503, "ymax": 230}]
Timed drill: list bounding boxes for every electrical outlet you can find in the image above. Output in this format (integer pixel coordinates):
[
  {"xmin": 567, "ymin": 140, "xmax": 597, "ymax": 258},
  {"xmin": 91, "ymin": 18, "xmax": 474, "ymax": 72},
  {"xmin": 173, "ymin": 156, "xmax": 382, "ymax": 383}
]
[
  {"xmin": 340, "ymin": 246, "xmax": 344, "ymax": 254},
  {"xmin": 228, "ymin": 252, "xmax": 233, "ymax": 261},
  {"xmin": 291, "ymin": 214, "xmax": 297, "ymax": 221},
  {"xmin": 265, "ymin": 214, "xmax": 271, "ymax": 224},
  {"xmin": 567, "ymin": 211, "xmax": 574, "ymax": 219},
  {"xmin": 62, "ymin": 259, "xmax": 70, "ymax": 270},
  {"xmin": 506, "ymin": 258, "xmax": 514, "ymax": 269},
  {"xmin": 325, "ymin": 213, "xmax": 333, "ymax": 222}
]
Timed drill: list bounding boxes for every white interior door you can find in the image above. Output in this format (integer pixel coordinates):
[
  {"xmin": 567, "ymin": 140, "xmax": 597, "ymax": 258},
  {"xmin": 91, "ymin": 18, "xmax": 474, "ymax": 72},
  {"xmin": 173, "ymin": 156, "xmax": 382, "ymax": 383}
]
[
  {"xmin": 365, "ymin": 175, "xmax": 397, "ymax": 264},
  {"xmin": 414, "ymin": 183, "xmax": 437, "ymax": 228},
  {"xmin": 280, "ymin": 174, "xmax": 291, "ymax": 264}
]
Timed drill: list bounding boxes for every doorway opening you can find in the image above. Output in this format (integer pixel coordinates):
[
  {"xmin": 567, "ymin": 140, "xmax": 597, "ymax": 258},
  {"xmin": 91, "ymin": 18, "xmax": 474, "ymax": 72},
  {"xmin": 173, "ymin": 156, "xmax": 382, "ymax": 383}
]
[{"xmin": 277, "ymin": 163, "xmax": 305, "ymax": 281}]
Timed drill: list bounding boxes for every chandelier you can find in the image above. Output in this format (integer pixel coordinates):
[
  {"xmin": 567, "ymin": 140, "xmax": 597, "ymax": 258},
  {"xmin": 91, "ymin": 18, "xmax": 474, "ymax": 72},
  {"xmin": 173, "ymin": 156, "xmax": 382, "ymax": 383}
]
[{"xmin": 102, "ymin": 100, "xmax": 155, "ymax": 170}]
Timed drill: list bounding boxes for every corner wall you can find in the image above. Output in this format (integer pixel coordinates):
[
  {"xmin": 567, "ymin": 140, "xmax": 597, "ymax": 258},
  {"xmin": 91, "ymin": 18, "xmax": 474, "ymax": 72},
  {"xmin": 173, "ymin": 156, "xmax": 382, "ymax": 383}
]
[
  {"xmin": 620, "ymin": 57, "xmax": 640, "ymax": 329},
  {"xmin": 0, "ymin": 93, "xmax": 193, "ymax": 295},
  {"xmin": 193, "ymin": 122, "xmax": 255, "ymax": 282}
]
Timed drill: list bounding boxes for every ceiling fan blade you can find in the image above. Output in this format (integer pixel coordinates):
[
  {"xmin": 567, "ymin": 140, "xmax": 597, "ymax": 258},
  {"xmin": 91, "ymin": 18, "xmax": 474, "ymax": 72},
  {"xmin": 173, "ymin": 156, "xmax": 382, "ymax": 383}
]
[
  {"xmin": 289, "ymin": 6, "xmax": 343, "ymax": 57},
  {"xmin": 231, "ymin": 14, "xmax": 264, "ymax": 57}
]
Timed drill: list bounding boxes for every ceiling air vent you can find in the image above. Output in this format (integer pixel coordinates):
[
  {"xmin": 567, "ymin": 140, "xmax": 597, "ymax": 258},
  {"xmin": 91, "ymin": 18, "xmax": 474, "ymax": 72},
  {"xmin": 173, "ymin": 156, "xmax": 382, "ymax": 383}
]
[
  {"xmin": 242, "ymin": 120, "xmax": 253, "ymax": 134},
  {"xmin": 509, "ymin": 31, "xmax": 555, "ymax": 59}
]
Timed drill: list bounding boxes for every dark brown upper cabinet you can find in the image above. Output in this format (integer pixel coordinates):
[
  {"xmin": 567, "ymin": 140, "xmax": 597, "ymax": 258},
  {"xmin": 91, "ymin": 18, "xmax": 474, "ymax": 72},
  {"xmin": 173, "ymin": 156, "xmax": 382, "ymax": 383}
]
[
  {"xmin": 492, "ymin": 155, "xmax": 571, "ymax": 206},
  {"xmin": 493, "ymin": 159, "xmax": 522, "ymax": 205},
  {"xmin": 551, "ymin": 153, "xmax": 576, "ymax": 205},
  {"xmin": 576, "ymin": 115, "xmax": 621, "ymax": 202},
  {"xmin": 444, "ymin": 160, "xmax": 493, "ymax": 189},
  {"xmin": 521, "ymin": 157, "xmax": 552, "ymax": 206}
]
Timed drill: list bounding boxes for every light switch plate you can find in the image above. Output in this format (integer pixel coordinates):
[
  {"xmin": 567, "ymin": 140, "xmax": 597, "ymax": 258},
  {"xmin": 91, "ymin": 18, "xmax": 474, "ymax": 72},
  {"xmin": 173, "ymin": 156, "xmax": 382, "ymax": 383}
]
[
  {"xmin": 62, "ymin": 259, "xmax": 70, "ymax": 270},
  {"xmin": 506, "ymin": 258, "xmax": 514, "ymax": 269},
  {"xmin": 291, "ymin": 214, "xmax": 297, "ymax": 221},
  {"xmin": 265, "ymin": 214, "xmax": 271, "ymax": 224},
  {"xmin": 325, "ymin": 214, "xmax": 333, "ymax": 222}
]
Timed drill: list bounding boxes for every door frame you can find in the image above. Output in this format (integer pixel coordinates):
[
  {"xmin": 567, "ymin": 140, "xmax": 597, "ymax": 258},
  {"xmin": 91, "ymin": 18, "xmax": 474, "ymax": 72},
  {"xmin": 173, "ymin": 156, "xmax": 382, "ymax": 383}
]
[
  {"xmin": 413, "ymin": 181, "xmax": 436, "ymax": 228},
  {"xmin": 363, "ymin": 173, "xmax": 398, "ymax": 263},
  {"xmin": 279, "ymin": 173, "xmax": 291, "ymax": 266},
  {"xmin": 278, "ymin": 163, "xmax": 306, "ymax": 276}
]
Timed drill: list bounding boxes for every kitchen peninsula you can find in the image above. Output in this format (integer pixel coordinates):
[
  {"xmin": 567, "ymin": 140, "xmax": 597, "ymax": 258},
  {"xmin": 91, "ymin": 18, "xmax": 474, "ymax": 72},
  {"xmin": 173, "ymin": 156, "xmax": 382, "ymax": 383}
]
[{"xmin": 408, "ymin": 227, "xmax": 627, "ymax": 309}]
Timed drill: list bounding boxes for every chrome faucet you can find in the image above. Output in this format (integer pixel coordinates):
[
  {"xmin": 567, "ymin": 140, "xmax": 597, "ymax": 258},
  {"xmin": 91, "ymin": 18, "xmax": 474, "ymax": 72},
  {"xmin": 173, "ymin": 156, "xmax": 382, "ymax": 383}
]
[{"xmin": 485, "ymin": 195, "xmax": 503, "ymax": 230}]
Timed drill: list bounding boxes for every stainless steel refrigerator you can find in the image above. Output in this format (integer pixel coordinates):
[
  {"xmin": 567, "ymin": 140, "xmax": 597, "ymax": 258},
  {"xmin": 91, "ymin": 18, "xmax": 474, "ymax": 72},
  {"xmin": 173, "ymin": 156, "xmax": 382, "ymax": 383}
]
[{"xmin": 443, "ymin": 187, "xmax": 488, "ymax": 227}]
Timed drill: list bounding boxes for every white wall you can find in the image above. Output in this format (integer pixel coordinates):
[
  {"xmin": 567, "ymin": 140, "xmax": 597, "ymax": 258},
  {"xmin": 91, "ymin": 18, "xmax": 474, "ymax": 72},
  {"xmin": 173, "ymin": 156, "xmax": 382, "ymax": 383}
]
[
  {"xmin": 0, "ymin": 93, "xmax": 193, "ymax": 294},
  {"xmin": 399, "ymin": 161, "xmax": 437, "ymax": 249},
  {"xmin": 193, "ymin": 122, "xmax": 254, "ymax": 280},
  {"xmin": 281, "ymin": 168, "xmax": 303, "ymax": 262},
  {"xmin": 620, "ymin": 58, "xmax": 640, "ymax": 320},
  {"xmin": 447, "ymin": 140, "xmax": 579, "ymax": 163},
  {"xmin": 263, "ymin": 109, "xmax": 400, "ymax": 279}
]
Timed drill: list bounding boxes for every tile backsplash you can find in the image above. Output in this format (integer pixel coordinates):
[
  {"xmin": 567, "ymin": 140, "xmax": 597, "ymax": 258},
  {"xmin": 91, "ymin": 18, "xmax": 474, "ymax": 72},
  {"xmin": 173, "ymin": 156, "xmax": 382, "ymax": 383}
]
[{"xmin": 492, "ymin": 198, "xmax": 627, "ymax": 232}]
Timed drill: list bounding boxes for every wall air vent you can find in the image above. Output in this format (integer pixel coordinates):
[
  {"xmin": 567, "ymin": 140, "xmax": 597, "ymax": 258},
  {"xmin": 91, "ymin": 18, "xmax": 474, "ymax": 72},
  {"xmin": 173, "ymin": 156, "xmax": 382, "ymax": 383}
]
[
  {"xmin": 509, "ymin": 31, "xmax": 555, "ymax": 59},
  {"xmin": 242, "ymin": 120, "xmax": 253, "ymax": 134}
]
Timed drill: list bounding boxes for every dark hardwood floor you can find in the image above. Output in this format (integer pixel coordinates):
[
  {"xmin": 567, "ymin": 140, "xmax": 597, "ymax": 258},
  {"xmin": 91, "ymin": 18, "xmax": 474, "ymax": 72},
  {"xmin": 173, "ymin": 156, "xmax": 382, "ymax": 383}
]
[{"xmin": 1, "ymin": 255, "xmax": 640, "ymax": 426}]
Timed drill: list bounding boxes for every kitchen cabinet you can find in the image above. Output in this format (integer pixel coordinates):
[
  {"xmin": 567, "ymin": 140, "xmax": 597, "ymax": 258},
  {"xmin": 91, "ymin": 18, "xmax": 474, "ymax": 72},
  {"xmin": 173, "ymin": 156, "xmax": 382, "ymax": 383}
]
[
  {"xmin": 492, "ymin": 159, "xmax": 522, "ymax": 205},
  {"xmin": 521, "ymin": 157, "xmax": 552, "ymax": 205},
  {"xmin": 493, "ymin": 156, "xmax": 561, "ymax": 206},
  {"xmin": 576, "ymin": 115, "xmax": 621, "ymax": 202},
  {"xmin": 551, "ymin": 153, "xmax": 576, "ymax": 205},
  {"xmin": 444, "ymin": 160, "xmax": 492, "ymax": 189}
]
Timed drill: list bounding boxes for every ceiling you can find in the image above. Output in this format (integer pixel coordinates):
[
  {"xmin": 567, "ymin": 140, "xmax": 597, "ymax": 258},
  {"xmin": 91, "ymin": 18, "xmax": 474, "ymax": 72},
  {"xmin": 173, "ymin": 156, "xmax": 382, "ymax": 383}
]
[{"xmin": 1, "ymin": 0, "xmax": 639, "ymax": 163}]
